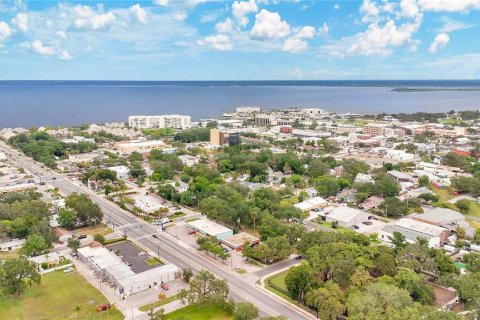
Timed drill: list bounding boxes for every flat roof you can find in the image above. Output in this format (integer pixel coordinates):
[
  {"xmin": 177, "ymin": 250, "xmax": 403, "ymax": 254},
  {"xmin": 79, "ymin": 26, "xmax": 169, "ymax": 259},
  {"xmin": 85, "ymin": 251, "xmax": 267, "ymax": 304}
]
[
  {"xmin": 188, "ymin": 219, "xmax": 232, "ymax": 236},
  {"xmin": 118, "ymin": 140, "xmax": 165, "ymax": 148},
  {"xmin": 388, "ymin": 170, "xmax": 412, "ymax": 180},
  {"xmin": 328, "ymin": 206, "xmax": 368, "ymax": 223},
  {"xmin": 294, "ymin": 196, "xmax": 327, "ymax": 211},
  {"xmin": 384, "ymin": 218, "xmax": 446, "ymax": 238},
  {"xmin": 412, "ymin": 208, "xmax": 464, "ymax": 224},
  {"xmin": 221, "ymin": 232, "xmax": 260, "ymax": 248}
]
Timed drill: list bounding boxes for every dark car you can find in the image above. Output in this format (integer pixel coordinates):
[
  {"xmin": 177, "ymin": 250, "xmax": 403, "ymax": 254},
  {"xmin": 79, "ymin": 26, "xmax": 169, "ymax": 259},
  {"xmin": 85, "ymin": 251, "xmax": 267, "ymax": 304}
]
[
  {"xmin": 78, "ymin": 234, "xmax": 87, "ymax": 240},
  {"xmin": 39, "ymin": 181, "xmax": 46, "ymax": 185},
  {"xmin": 294, "ymin": 255, "xmax": 304, "ymax": 260},
  {"xmin": 152, "ymin": 234, "xmax": 159, "ymax": 239},
  {"xmin": 362, "ymin": 221, "xmax": 373, "ymax": 226},
  {"xmin": 351, "ymin": 225, "xmax": 360, "ymax": 230}
]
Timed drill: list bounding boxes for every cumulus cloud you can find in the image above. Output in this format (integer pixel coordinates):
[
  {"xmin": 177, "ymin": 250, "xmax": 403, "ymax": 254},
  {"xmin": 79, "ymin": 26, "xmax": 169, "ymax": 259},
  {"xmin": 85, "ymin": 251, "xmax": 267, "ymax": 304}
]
[
  {"xmin": 360, "ymin": 0, "xmax": 380, "ymax": 23},
  {"xmin": 282, "ymin": 26, "xmax": 315, "ymax": 53},
  {"xmin": 347, "ymin": 16, "xmax": 422, "ymax": 56},
  {"xmin": 250, "ymin": 9, "xmax": 290, "ymax": 41},
  {"xmin": 173, "ymin": 12, "xmax": 187, "ymax": 22},
  {"xmin": 198, "ymin": 34, "xmax": 233, "ymax": 51},
  {"xmin": 56, "ymin": 30, "xmax": 67, "ymax": 39},
  {"xmin": 418, "ymin": 0, "xmax": 480, "ymax": 12},
  {"xmin": 0, "ymin": 21, "xmax": 11, "ymax": 41},
  {"xmin": 153, "ymin": 0, "xmax": 169, "ymax": 6},
  {"xmin": 319, "ymin": 22, "xmax": 329, "ymax": 35},
  {"xmin": 215, "ymin": 18, "xmax": 233, "ymax": 33},
  {"xmin": 429, "ymin": 33, "xmax": 449, "ymax": 53},
  {"xmin": 333, "ymin": 4, "xmax": 341, "ymax": 10},
  {"xmin": 232, "ymin": 0, "xmax": 258, "ymax": 27},
  {"xmin": 11, "ymin": 13, "xmax": 28, "ymax": 32},
  {"xmin": 31, "ymin": 39, "xmax": 57, "ymax": 56},
  {"xmin": 73, "ymin": 5, "xmax": 116, "ymax": 30},
  {"xmin": 399, "ymin": 0, "xmax": 419, "ymax": 18},
  {"xmin": 59, "ymin": 50, "xmax": 73, "ymax": 60},
  {"xmin": 129, "ymin": 4, "xmax": 147, "ymax": 24}
]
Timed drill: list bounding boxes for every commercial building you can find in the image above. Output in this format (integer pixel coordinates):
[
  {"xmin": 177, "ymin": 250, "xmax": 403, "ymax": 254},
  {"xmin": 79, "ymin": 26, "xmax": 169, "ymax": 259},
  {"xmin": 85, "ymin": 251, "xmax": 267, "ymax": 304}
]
[
  {"xmin": 326, "ymin": 207, "xmax": 371, "ymax": 228},
  {"xmin": 220, "ymin": 232, "xmax": 260, "ymax": 251},
  {"xmin": 379, "ymin": 218, "xmax": 448, "ymax": 248},
  {"xmin": 254, "ymin": 114, "xmax": 293, "ymax": 126},
  {"xmin": 362, "ymin": 123, "xmax": 389, "ymax": 136},
  {"xmin": 188, "ymin": 219, "xmax": 234, "ymax": 240},
  {"xmin": 116, "ymin": 140, "xmax": 166, "ymax": 154},
  {"xmin": 294, "ymin": 196, "xmax": 328, "ymax": 212},
  {"xmin": 128, "ymin": 115, "xmax": 191, "ymax": 129},
  {"xmin": 302, "ymin": 108, "xmax": 325, "ymax": 117}
]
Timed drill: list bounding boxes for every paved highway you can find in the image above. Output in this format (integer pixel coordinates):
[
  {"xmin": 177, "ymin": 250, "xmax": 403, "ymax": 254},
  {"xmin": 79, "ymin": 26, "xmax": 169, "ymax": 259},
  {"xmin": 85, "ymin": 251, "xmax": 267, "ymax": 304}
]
[{"xmin": 0, "ymin": 141, "xmax": 314, "ymax": 320}]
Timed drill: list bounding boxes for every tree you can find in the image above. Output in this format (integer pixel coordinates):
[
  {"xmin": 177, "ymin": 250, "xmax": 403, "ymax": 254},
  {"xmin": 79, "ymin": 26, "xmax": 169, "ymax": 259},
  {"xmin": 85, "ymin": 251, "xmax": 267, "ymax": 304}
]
[
  {"xmin": 285, "ymin": 263, "xmax": 314, "ymax": 302},
  {"xmin": 0, "ymin": 257, "xmax": 41, "ymax": 295},
  {"xmin": 65, "ymin": 193, "xmax": 103, "ymax": 226},
  {"xmin": 379, "ymin": 197, "xmax": 408, "ymax": 216},
  {"xmin": 315, "ymin": 176, "xmax": 340, "ymax": 198},
  {"xmin": 373, "ymin": 174, "xmax": 400, "ymax": 197},
  {"xmin": 148, "ymin": 307, "xmax": 165, "ymax": 320},
  {"xmin": 182, "ymin": 268, "xmax": 193, "ymax": 283},
  {"xmin": 21, "ymin": 234, "xmax": 48, "ymax": 257},
  {"xmin": 463, "ymin": 253, "xmax": 480, "ymax": 273},
  {"xmin": 233, "ymin": 302, "xmax": 259, "ymax": 320},
  {"xmin": 418, "ymin": 175, "xmax": 430, "ymax": 187},
  {"xmin": 389, "ymin": 231, "xmax": 406, "ymax": 252},
  {"xmin": 455, "ymin": 199, "xmax": 470, "ymax": 214},
  {"xmin": 93, "ymin": 233, "xmax": 106, "ymax": 244},
  {"xmin": 305, "ymin": 281, "xmax": 345, "ymax": 320},
  {"xmin": 394, "ymin": 269, "xmax": 435, "ymax": 305},
  {"xmin": 351, "ymin": 267, "xmax": 373, "ymax": 290},
  {"xmin": 179, "ymin": 270, "xmax": 229, "ymax": 305},
  {"xmin": 67, "ymin": 237, "xmax": 81, "ymax": 255}
]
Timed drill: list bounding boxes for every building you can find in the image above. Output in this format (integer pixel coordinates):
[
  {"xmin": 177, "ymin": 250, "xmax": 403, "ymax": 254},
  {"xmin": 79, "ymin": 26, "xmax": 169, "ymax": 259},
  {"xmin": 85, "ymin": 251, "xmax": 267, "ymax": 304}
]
[
  {"xmin": 411, "ymin": 207, "xmax": 475, "ymax": 237},
  {"xmin": 362, "ymin": 123, "xmax": 389, "ymax": 136},
  {"xmin": 228, "ymin": 132, "xmax": 241, "ymax": 146},
  {"xmin": 388, "ymin": 170, "xmax": 414, "ymax": 182},
  {"xmin": 108, "ymin": 165, "xmax": 130, "ymax": 180},
  {"xmin": 0, "ymin": 238, "xmax": 26, "ymax": 251},
  {"xmin": 385, "ymin": 150, "xmax": 415, "ymax": 161},
  {"xmin": 128, "ymin": 115, "xmax": 191, "ymax": 129},
  {"xmin": 280, "ymin": 126, "xmax": 293, "ymax": 134},
  {"xmin": 68, "ymin": 152, "xmax": 107, "ymax": 164},
  {"xmin": 302, "ymin": 108, "xmax": 325, "ymax": 117},
  {"xmin": 116, "ymin": 140, "xmax": 166, "ymax": 154},
  {"xmin": 210, "ymin": 129, "xmax": 227, "ymax": 146},
  {"xmin": 188, "ymin": 219, "xmax": 233, "ymax": 240},
  {"xmin": 0, "ymin": 152, "xmax": 6, "ymax": 161},
  {"xmin": 220, "ymin": 232, "xmax": 260, "ymax": 251},
  {"xmin": 326, "ymin": 207, "xmax": 371, "ymax": 228},
  {"xmin": 254, "ymin": 114, "xmax": 293, "ymax": 126},
  {"xmin": 379, "ymin": 218, "xmax": 448, "ymax": 248},
  {"xmin": 294, "ymin": 196, "xmax": 328, "ymax": 212}
]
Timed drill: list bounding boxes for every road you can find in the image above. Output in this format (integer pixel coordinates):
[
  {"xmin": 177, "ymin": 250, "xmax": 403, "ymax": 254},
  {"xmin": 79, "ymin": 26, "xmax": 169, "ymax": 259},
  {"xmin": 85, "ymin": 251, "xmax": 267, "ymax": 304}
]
[
  {"xmin": 0, "ymin": 141, "xmax": 314, "ymax": 320},
  {"xmin": 254, "ymin": 257, "xmax": 301, "ymax": 278}
]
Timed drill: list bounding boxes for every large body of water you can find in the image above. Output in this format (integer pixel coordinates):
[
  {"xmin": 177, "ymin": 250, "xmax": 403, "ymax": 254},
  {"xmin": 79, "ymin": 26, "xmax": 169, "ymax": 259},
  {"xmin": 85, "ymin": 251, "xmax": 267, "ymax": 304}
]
[{"xmin": 1, "ymin": 80, "xmax": 480, "ymax": 128}]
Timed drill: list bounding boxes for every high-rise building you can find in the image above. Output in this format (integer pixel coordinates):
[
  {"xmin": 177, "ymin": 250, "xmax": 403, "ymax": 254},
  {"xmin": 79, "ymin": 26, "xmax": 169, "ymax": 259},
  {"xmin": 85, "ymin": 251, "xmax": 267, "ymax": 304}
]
[{"xmin": 128, "ymin": 115, "xmax": 191, "ymax": 129}]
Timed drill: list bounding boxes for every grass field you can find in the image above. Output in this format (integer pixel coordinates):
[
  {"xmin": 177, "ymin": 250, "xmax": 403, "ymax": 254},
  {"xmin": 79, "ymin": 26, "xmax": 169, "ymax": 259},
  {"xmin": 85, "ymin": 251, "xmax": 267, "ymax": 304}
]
[
  {"xmin": 433, "ymin": 188, "xmax": 455, "ymax": 202},
  {"xmin": 264, "ymin": 270, "xmax": 294, "ymax": 303},
  {"xmin": 467, "ymin": 219, "xmax": 480, "ymax": 229},
  {"xmin": 139, "ymin": 293, "xmax": 181, "ymax": 312},
  {"xmin": 165, "ymin": 304, "xmax": 232, "ymax": 320},
  {"xmin": 460, "ymin": 200, "xmax": 480, "ymax": 218},
  {"xmin": 0, "ymin": 269, "xmax": 123, "ymax": 320},
  {"xmin": 75, "ymin": 224, "xmax": 114, "ymax": 237}
]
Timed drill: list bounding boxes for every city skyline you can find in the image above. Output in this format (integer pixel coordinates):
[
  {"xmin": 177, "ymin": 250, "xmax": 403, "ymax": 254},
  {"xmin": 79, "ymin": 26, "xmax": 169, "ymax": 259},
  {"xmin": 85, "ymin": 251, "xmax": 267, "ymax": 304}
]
[{"xmin": 0, "ymin": 0, "xmax": 479, "ymax": 80}]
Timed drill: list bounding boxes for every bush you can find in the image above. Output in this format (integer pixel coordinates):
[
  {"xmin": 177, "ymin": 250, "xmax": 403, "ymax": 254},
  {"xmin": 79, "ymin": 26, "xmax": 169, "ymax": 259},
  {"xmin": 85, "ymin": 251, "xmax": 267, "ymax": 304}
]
[
  {"xmin": 41, "ymin": 262, "xmax": 49, "ymax": 269},
  {"xmin": 93, "ymin": 234, "xmax": 106, "ymax": 244},
  {"xmin": 455, "ymin": 199, "xmax": 471, "ymax": 213}
]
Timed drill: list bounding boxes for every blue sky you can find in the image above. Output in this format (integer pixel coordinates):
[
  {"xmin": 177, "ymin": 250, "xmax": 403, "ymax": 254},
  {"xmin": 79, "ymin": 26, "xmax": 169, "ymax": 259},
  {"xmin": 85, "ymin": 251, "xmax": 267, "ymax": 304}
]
[{"xmin": 0, "ymin": 0, "xmax": 480, "ymax": 80}]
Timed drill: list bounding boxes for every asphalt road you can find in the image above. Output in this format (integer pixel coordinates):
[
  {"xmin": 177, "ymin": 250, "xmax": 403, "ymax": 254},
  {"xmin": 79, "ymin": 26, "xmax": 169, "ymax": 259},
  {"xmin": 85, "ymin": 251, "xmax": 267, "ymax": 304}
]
[{"xmin": 0, "ymin": 141, "xmax": 314, "ymax": 320}]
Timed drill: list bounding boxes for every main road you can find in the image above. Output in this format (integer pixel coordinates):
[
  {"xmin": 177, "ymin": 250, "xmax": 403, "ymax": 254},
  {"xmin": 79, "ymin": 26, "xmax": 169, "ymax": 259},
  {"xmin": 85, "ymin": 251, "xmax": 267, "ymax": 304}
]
[{"xmin": 0, "ymin": 141, "xmax": 314, "ymax": 320}]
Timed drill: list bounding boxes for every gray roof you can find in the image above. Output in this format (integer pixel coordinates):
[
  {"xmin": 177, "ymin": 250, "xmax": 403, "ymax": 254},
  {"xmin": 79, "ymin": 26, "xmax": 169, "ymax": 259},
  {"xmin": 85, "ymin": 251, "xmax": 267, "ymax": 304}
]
[
  {"xmin": 381, "ymin": 224, "xmax": 435, "ymax": 242},
  {"xmin": 412, "ymin": 208, "xmax": 465, "ymax": 224}
]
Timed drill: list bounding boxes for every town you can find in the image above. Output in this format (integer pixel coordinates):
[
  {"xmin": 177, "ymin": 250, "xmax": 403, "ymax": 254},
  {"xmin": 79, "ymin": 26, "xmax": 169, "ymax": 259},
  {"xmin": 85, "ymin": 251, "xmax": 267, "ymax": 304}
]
[{"xmin": 1, "ymin": 107, "xmax": 480, "ymax": 320}]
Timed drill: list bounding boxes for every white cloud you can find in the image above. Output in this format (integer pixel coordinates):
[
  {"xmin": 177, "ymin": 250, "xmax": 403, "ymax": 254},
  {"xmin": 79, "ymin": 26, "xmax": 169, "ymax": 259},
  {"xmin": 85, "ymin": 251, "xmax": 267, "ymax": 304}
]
[
  {"xmin": 429, "ymin": 33, "xmax": 449, "ymax": 53},
  {"xmin": 383, "ymin": 2, "xmax": 397, "ymax": 13},
  {"xmin": 0, "ymin": 21, "xmax": 11, "ymax": 40},
  {"xmin": 250, "ymin": 9, "xmax": 290, "ymax": 41},
  {"xmin": 198, "ymin": 34, "xmax": 233, "ymax": 51},
  {"xmin": 399, "ymin": 0, "xmax": 419, "ymax": 18},
  {"xmin": 11, "ymin": 13, "xmax": 28, "ymax": 32},
  {"xmin": 282, "ymin": 26, "xmax": 314, "ymax": 53},
  {"xmin": 347, "ymin": 16, "xmax": 422, "ymax": 56},
  {"xmin": 59, "ymin": 50, "xmax": 73, "ymax": 60},
  {"xmin": 73, "ymin": 5, "xmax": 116, "ymax": 30},
  {"xmin": 173, "ymin": 12, "xmax": 187, "ymax": 22},
  {"xmin": 153, "ymin": 0, "xmax": 169, "ymax": 6},
  {"xmin": 438, "ymin": 17, "xmax": 474, "ymax": 33},
  {"xmin": 291, "ymin": 66, "xmax": 303, "ymax": 79},
  {"xmin": 232, "ymin": 0, "xmax": 258, "ymax": 27},
  {"xmin": 215, "ymin": 18, "xmax": 233, "ymax": 33},
  {"xmin": 418, "ymin": 0, "xmax": 480, "ymax": 12},
  {"xmin": 333, "ymin": 4, "xmax": 340, "ymax": 10},
  {"xmin": 56, "ymin": 30, "xmax": 67, "ymax": 39},
  {"xmin": 129, "ymin": 4, "xmax": 147, "ymax": 24},
  {"xmin": 84, "ymin": 45, "xmax": 92, "ymax": 52},
  {"xmin": 360, "ymin": 0, "xmax": 380, "ymax": 23},
  {"xmin": 31, "ymin": 39, "xmax": 57, "ymax": 56},
  {"xmin": 319, "ymin": 22, "xmax": 329, "ymax": 35}
]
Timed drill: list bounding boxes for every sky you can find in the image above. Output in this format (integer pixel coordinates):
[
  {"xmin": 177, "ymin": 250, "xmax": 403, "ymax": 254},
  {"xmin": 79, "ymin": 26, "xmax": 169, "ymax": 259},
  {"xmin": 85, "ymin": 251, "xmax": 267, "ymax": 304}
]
[{"xmin": 0, "ymin": 0, "xmax": 480, "ymax": 80}]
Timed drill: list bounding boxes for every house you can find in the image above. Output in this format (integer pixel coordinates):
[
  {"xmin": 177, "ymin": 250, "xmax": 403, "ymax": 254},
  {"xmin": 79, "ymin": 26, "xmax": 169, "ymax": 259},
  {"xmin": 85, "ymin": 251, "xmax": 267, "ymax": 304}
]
[
  {"xmin": 0, "ymin": 238, "xmax": 26, "ymax": 251},
  {"xmin": 220, "ymin": 232, "xmax": 260, "ymax": 251},
  {"xmin": 108, "ymin": 165, "xmax": 130, "ymax": 180},
  {"xmin": 388, "ymin": 170, "xmax": 414, "ymax": 182},
  {"xmin": 354, "ymin": 173, "xmax": 373, "ymax": 184},
  {"xmin": 294, "ymin": 196, "xmax": 328, "ymax": 212},
  {"xmin": 28, "ymin": 252, "xmax": 62, "ymax": 268},
  {"xmin": 326, "ymin": 206, "xmax": 371, "ymax": 228},
  {"xmin": 360, "ymin": 195, "xmax": 384, "ymax": 210},
  {"xmin": 379, "ymin": 218, "xmax": 449, "ymax": 248},
  {"xmin": 188, "ymin": 219, "xmax": 234, "ymax": 240}
]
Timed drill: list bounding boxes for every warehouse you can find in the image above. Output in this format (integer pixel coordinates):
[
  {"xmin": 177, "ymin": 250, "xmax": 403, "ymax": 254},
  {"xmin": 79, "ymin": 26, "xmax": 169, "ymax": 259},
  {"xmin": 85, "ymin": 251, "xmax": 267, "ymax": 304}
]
[{"xmin": 188, "ymin": 219, "xmax": 233, "ymax": 240}]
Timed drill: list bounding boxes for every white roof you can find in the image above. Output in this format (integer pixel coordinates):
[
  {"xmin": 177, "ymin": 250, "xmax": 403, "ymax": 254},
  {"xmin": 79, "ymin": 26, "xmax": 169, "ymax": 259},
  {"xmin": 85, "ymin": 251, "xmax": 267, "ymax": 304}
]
[
  {"xmin": 0, "ymin": 238, "xmax": 26, "ymax": 249},
  {"xmin": 413, "ymin": 208, "xmax": 465, "ymax": 224},
  {"xmin": 394, "ymin": 218, "xmax": 446, "ymax": 236},
  {"xmin": 118, "ymin": 140, "xmax": 165, "ymax": 148},
  {"xmin": 90, "ymin": 253, "xmax": 123, "ymax": 270},
  {"xmin": 78, "ymin": 246, "xmax": 111, "ymax": 258},
  {"xmin": 188, "ymin": 219, "xmax": 232, "ymax": 236},
  {"xmin": 117, "ymin": 264, "xmax": 180, "ymax": 288},
  {"xmin": 327, "ymin": 206, "xmax": 368, "ymax": 223},
  {"xmin": 105, "ymin": 263, "xmax": 136, "ymax": 280},
  {"xmin": 29, "ymin": 252, "xmax": 62, "ymax": 265},
  {"xmin": 388, "ymin": 170, "xmax": 412, "ymax": 180},
  {"xmin": 294, "ymin": 196, "xmax": 327, "ymax": 211}
]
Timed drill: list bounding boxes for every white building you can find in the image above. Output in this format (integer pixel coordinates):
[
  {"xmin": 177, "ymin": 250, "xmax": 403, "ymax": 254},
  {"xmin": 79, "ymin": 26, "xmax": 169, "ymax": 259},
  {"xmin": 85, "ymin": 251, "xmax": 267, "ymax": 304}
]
[
  {"xmin": 301, "ymin": 108, "xmax": 325, "ymax": 117},
  {"xmin": 385, "ymin": 150, "xmax": 415, "ymax": 161},
  {"xmin": 326, "ymin": 206, "xmax": 371, "ymax": 228},
  {"xmin": 379, "ymin": 218, "xmax": 448, "ymax": 248},
  {"xmin": 294, "ymin": 196, "xmax": 328, "ymax": 212},
  {"xmin": 116, "ymin": 140, "xmax": 166, "ymax": 154},
  {"xmin": 108, "ymin": 165, "xmax": 130, "ymax": 180},
  {"xmin": 0, "ymin": 152, "xmax": 6, "ymax": 161},
  {"xmin": 0, "ymin": 238, "xmax": 26, "ymax": 251},
  {"xmin": 188, "ymin": 219, "xmax": 233, "ymax": 240},
  {"xmin": 128, "ymin": 115, "xmax": 191, "ymax": 129}
]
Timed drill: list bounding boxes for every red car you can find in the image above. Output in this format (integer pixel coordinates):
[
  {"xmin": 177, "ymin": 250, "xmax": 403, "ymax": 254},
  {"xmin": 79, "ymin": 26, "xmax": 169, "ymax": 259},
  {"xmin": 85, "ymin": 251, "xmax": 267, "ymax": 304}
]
[{"xmin": 96, "ymin": 304, "xmax": 111, "ymax": 312}]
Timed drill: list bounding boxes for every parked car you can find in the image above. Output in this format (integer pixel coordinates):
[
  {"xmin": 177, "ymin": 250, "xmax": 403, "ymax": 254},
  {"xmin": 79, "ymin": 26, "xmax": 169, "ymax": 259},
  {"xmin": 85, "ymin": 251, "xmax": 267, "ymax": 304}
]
[
  {"xmin": 152, "ymin": 234, "xmax": 159, "ymax": 239},
  {"xmin": 294, "ymin": 255, "xmax": 304, "ymax": 260},
  {"xmin": 350, "ymin": 225, "xmax": 360, "ymax": 230},
  {"xmin": 78, "ymin": 234, "xmax": 87, "ymax": 240},
  {"xmin": 64, "ymin": 268, "xmax": 74, "ymax": 273},
  {"xmin": 362, "ymin": 221, "xmax": 373, "ymax": 226},
  {"xmin": 96, "ymin": 304, "xmax": 111, "ymax": 312}
]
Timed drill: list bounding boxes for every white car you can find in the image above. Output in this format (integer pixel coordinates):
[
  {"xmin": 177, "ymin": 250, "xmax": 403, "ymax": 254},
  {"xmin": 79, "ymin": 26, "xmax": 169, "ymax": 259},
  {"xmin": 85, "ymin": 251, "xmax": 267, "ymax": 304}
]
[{"xmin": 64, "ymin": 268, "xmax": 74, "ymax": 273}]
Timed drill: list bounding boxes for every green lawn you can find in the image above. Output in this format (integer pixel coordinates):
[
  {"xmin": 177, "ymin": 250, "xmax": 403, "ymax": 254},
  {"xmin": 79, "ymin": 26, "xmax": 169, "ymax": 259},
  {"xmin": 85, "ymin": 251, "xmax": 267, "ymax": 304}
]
[
  {"xmin": 460, "ymin": 200, "xmax": 480, "ymax": 218},
  {"xmin": 165, "ymin": 304, "xmax": 232, "ymax": 320},
  {"xmin": 145, "ymin": 257, "xmax": 163, "ymax": 266},
  {"xmin": 433, "ymin": 188, "xmax": 455, "ymax": 202},
  {"xmin": 139, "ymin": 293, "xmax": 181, "ymax": 312},
  {"xmin": 264, "ymin": 271, "xmax": 294, "ymax": 303},
  {"xmin": 0, "ymin": 269, "xmax": 123, "ymax": 320}
]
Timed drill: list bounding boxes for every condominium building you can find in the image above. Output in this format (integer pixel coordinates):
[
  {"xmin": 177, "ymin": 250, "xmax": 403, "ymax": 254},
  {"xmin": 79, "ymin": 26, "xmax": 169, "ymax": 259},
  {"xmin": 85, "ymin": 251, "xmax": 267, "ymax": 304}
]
[
  {"xmin": 128, "ymin": 115, "xmax": 191, "ymax": 129},
  {"xmin": 362, "ymin": 123, "xmax": 389, "ymax": 136}
]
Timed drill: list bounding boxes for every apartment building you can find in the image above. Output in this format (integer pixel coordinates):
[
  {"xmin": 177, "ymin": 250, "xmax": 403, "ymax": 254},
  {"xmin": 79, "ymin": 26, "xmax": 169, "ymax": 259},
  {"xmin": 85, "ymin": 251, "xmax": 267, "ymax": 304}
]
[
  {"xmin": 128, "ymin": 115, "xmax": 191, "ymax": 129},
  {"xmin": 362, "ymin": 123, "xmax": 389, "ymax": 136}
]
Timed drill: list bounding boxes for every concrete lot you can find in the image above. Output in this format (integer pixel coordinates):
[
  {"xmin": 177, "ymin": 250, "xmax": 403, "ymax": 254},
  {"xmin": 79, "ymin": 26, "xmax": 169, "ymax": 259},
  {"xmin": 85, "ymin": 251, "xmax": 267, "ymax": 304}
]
[{"xmin": 106, "ymin": 242, "xmax": 160, "ymax": 274}]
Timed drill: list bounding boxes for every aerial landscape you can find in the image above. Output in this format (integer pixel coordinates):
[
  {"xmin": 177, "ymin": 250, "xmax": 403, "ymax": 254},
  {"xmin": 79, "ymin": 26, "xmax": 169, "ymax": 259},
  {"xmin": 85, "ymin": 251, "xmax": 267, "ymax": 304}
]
[{"xmin": 2, "ymin": 1, "xmax": 480, "ymax": 320}]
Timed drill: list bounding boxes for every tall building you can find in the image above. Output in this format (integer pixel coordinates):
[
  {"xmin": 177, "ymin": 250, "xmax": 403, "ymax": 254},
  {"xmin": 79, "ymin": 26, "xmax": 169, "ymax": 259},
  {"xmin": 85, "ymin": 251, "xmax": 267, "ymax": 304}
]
[
  {"xmin": 362, "ymin": 123, "xmax": 389, "ymax": 136},
  {"xmin": 128, "ymin": 115, "xmax": 191, "ymax": 129}
]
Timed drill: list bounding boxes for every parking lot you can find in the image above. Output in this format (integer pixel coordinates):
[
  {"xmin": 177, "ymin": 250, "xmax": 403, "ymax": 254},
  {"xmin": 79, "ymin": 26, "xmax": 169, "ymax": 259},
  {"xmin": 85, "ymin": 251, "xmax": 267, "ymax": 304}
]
[{"xmin": 106, "ymin": 242, "xmax": 160, "ymax": 273}]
